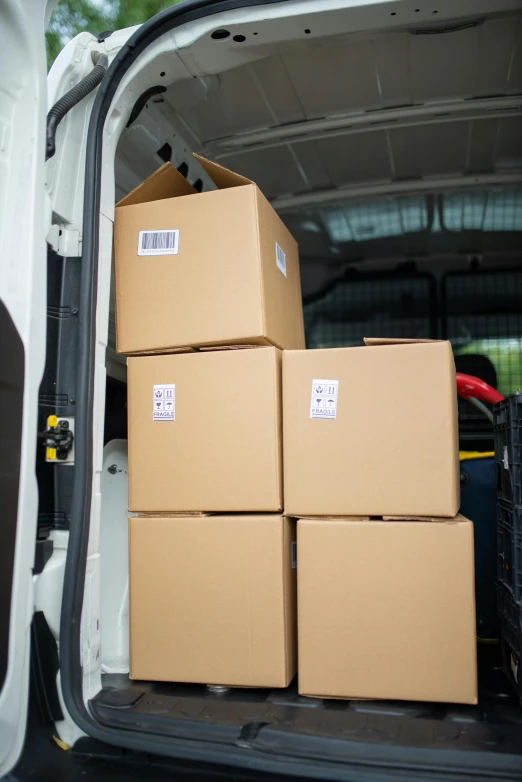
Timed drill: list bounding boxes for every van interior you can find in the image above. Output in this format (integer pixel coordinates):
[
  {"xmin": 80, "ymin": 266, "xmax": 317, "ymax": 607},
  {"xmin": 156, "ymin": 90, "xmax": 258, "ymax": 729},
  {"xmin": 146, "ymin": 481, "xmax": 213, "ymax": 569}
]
[{"xmin": 38, "ymin": 3, "xmax": 522, "ymax": 779}]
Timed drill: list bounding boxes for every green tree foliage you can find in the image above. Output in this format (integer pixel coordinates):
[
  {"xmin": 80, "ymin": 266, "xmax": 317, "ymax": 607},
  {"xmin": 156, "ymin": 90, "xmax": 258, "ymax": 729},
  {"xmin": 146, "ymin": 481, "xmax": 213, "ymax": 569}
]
[{"xmin": 46, "ymin": 0, "xmax": 182, "ymax": 68}]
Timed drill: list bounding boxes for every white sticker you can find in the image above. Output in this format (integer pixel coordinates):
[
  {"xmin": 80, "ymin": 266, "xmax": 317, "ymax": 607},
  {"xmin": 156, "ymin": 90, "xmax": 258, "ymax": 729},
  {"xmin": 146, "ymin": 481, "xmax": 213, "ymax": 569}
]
[
  {"xmin": 504, "ymin": 446, "xmax": 509, "ymax": 470},
  {"xmin": 291, "ymin": 541, "xmax": 297, "ymax": 569},
  {"xmin": 310, "ymin": 379, "xmax": 339, "ymax": 419},
  {"xmin": 138, "ymin": 229, "xmax": 179, "ymax": 256},
  {"xmin": 153, "ymin": 384, "xmax": 175, "ymax": 421},
  {"xmin": 275, "ymin": 242, "xmax": 287, "ymax": 277}
]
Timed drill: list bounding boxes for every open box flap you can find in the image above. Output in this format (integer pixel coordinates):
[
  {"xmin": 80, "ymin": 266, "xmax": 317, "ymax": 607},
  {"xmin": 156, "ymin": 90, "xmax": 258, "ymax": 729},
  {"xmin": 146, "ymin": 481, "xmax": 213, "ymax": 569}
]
[
  {"xmin": 116, "ymin": 162, "xmax": 196, "ymax": 207},
  {"xmin": 363, "ymin": 337, "xmax": 442, "ymax": 346},
  {"xmin": 193, "ymin": 153, "xmax": 255, "ymax": 189}
]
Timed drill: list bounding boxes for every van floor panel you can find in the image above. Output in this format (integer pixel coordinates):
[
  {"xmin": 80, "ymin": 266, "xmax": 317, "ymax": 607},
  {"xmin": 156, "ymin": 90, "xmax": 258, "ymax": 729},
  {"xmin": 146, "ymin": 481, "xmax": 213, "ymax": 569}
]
[{"xmin": 90, "ymin": 648, "xmax": 522, "ymax": 775}]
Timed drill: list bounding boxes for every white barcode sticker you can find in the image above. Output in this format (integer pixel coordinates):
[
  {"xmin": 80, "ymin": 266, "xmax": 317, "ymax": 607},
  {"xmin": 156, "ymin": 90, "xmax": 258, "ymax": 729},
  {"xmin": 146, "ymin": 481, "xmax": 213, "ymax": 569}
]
[
  {"xmin": 153, "ymin": 384, "xmax": 175, "ymax": 421},
  {"xmin": 275, "ymin": 242, "xmax": 287, "ymax": 277},
  {"xmin": 138, "ymin": 230, "xmax": 179, "ymax": 256},
  {"xmin": 291, "ymin": 540, "xmax": 297, "ymax": 569},
  {"xmin": 504, "ymin": 446, "xmax": 509, "ymax": 470},
  {"xmin": 310, "ymin": 379, "xmax": 339, "ymax": 419}
]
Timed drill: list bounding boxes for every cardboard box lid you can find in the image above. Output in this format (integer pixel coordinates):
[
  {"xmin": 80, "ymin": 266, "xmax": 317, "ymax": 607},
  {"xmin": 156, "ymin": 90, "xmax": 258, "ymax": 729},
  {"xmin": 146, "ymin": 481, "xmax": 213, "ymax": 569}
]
[
  {"xmin": 116, "ymin": 154, "xmax": 255, "ymax": 209},
  {"xmin": 193, "ymin": 153, "xmax": 255, "ymax": 189},
  {"xmin": 363, "ymin": 337, "xmax": 441, "ymax": 346},
  {"xmin": 116, "ymin": 162, "xmax": 197, "ymax": 207}
]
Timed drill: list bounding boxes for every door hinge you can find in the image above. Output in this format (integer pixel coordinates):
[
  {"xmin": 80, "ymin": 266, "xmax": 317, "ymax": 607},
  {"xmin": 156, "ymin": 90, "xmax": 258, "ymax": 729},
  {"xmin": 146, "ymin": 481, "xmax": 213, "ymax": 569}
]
[{"xmin": 39, "ymin": 415, "xmax": 75, "ymax": 464}]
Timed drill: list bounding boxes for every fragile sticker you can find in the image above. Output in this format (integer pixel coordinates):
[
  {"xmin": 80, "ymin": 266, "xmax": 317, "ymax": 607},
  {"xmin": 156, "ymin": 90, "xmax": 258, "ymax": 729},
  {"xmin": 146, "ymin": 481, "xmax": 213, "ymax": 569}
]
[
  {"xmin": 275, "ymin": 242, "xmax": 287, "ymax": 277},
  {"xmin": 153, "ymin": 384, "xmax": 175, "ymax": 421},
  {"xmin": 310, "ymin": 379, "xmax": 338, "ymax": 419},
  {"xmin": 138, "ymin": 229, "xmax": 179, "ymax": 256}
]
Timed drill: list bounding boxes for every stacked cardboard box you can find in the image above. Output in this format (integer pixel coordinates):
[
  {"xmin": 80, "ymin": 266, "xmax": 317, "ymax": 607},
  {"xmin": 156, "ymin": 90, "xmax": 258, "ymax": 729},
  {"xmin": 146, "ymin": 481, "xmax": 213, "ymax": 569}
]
[
  {"xmin": 115, "ymin": 155, "xmax": 303, "ymax": 687},
  {"xmin": 116, "ymin": 155, "xmax": 478, "ymax": 703},
  {"xmin": 283, "ymin": 339, "xmax": 478, "ymax": 704}
]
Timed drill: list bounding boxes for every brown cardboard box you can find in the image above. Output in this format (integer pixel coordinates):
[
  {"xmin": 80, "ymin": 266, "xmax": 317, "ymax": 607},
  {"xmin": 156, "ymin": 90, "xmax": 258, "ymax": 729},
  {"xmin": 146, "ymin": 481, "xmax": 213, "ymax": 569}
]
[
  {"xmin": 128, "ymin": 347, "xmax": 282, "ymax": 512},
  {"xmin": 297, "ymin": 515, "xmax": 477, "ymax": 704},
  {"xmin": 129, "ymin": 514, "xmax": 296, "ymax": 687},
  {"xmin": 283, "ymin": 339, "xmax": 459, "ymax": 517},
  {"xmin": 114, "ymin": 154, "xmax": 305, "ymax": 354}
]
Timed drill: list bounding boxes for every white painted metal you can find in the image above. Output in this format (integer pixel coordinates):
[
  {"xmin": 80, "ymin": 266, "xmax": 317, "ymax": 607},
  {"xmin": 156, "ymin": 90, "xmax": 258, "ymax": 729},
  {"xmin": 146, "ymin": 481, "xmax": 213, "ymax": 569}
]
[
  {"xmin": 18, "ymin": 0, "xmax": 521, "ymax": 755},
  {"xmin": 0, "ymin": 0, "xmax": 56, "ymax": 774},
  {"xmin": 100, "ymin": 440, "xmax": 130, "ymax": 675},
  {"xmin": 33, "ymin": 530, "xmax": 87, "ymax": 747},
  {"xmin": 204, "ymin": 96, "xmax": 522, "ymax": 157},
  {"xmin": 272, "ymin": 171, "xmax": 522, "ymax": 211}
]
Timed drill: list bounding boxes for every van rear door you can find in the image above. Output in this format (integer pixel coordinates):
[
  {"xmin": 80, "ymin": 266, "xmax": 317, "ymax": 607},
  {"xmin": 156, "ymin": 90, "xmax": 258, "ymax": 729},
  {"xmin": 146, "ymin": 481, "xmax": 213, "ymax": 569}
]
[{"xmin": 0, "ymin": 0, "xmax": 55, "ymax": 774}]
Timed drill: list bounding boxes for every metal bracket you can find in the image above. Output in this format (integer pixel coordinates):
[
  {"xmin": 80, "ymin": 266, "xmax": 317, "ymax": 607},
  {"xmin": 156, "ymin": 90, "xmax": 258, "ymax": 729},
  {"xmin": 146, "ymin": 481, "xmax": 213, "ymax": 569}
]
[{"xmin": 40, "ymin": 415, "xmax": 75, "ymax": 464}]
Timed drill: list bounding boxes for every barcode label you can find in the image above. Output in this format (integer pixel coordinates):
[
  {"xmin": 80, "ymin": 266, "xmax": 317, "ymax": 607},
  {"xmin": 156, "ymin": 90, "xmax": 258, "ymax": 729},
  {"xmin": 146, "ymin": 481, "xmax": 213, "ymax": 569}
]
[
  {"xmin": 138, "ymin": 230, "xmax": 179, "ymax": 256},
  {"xmin": 275, "ymin": 242, "xmax": 287, "ymax": 277}
]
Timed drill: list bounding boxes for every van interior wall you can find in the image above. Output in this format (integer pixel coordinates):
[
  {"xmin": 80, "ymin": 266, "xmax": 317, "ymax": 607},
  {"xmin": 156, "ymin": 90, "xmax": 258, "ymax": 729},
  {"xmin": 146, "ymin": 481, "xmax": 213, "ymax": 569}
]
[{"xmin": 92, "ymin": 10, "xmax": 522, "ymax": 766}]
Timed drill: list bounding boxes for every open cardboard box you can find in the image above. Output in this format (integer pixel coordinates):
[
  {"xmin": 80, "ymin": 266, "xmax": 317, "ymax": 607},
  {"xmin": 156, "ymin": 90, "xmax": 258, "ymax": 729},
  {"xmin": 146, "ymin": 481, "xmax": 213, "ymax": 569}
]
[{"xmin": 114, "ymin": 154, "xmax": 305, "ymax": 354}]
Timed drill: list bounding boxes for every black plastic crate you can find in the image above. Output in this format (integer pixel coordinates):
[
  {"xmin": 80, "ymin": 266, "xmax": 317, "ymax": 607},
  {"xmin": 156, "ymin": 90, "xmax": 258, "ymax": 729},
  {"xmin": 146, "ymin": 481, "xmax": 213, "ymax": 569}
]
[
  {"xmin": 497, "ymin": 583, "xmax": 522, "ymax": 705},
  {"xmin": 497, "ymin": 502, "xmax": 522, "ymax": 603},
  {"xmin": 494, "ymin": 395, "xmax": 522, "ymax": 507}
]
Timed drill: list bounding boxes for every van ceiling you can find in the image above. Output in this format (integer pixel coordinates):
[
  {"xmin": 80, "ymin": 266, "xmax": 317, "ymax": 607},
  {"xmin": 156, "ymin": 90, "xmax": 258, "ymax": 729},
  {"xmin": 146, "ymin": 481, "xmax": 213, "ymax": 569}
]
[{"xmin": 118, "ymin": 10, "xmax": 522, "ymax": 263}]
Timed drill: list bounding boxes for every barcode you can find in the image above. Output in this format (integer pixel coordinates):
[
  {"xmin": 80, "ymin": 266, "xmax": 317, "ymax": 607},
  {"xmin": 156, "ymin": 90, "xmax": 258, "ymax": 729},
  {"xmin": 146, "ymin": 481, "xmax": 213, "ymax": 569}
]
[
  {"xmin": 138, "ymin": 229, "xmax": 179, "ymax": 256},
  {"xmin": 275, "ymin": 242, "xmax": 287, "ymax": 277}
]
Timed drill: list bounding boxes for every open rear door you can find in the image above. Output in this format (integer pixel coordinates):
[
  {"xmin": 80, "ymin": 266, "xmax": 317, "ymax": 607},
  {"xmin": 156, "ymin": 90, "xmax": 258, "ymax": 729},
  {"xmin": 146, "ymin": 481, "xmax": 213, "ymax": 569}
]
[{"xmin": 0, "ymin": 0, "xmax": 54, "ymax": 774}]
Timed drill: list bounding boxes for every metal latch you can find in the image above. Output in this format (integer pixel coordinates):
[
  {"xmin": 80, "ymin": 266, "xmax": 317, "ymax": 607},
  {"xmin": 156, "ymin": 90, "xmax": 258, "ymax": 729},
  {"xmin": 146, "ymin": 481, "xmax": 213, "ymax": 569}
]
[{"xmin": 40, "ymin": 415, "xmax": 75, "ymax": 463}]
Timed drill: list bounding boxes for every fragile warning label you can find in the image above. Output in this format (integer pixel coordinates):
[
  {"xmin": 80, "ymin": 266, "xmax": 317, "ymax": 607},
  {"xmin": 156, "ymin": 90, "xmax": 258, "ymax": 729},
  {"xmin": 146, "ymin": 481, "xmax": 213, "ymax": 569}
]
[
  {"xmin": 153, "ymin": 384, "xmax": 175, "ymax": 421},
  {"xmin": 310, "ymin": 379, "xmax": 338, "ymax": 419}
]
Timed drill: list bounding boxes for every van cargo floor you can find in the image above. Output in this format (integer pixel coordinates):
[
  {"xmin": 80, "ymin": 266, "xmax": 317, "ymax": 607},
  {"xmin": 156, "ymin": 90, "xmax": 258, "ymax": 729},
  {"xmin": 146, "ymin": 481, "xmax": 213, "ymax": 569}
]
[{"xmin": 89, "ymin": 647, "xmax": 522, "ymax": 780}]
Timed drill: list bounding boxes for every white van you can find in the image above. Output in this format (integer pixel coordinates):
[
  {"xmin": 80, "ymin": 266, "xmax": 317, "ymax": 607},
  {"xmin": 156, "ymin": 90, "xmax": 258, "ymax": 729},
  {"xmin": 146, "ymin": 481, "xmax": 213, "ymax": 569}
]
[{"xmin": 1, "ymin": 0, "xmax": 522, "ymax": 778}]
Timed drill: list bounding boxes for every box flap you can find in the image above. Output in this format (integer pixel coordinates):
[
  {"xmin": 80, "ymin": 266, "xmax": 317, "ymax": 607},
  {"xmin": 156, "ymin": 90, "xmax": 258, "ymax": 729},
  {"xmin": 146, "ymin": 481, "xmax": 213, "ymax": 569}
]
[
  {"xmin": 198, "ymin": 344, "xmax": 261, "ymax": 352},
  {"xmin": 382, "ymin": 513, "xmax": 469, "ymax": 523},
  {"xmin": 298, "ymin": 516, "xmax": 371, "ymax": 522},
  {"xmin": 116, "ymin": 162, "xmax": 196, "ymax": 207},
  {"xmin": 193, "ymin": 153, "xmax": 254, "ymax": 189},
  {"xmin": 363, "ymin": 337, "xmax": 439, "ymax": 346},
  {"xmin": 134, "ymin": 512, "xmax": 212, "ymax": 518}
]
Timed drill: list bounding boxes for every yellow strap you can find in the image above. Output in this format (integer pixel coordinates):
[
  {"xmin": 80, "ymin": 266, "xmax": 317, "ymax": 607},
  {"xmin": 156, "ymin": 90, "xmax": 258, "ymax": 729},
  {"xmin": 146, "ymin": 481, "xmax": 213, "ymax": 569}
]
[{"xmin": 460, "ymin": 451, "xmax": 495, "ymax": 461}]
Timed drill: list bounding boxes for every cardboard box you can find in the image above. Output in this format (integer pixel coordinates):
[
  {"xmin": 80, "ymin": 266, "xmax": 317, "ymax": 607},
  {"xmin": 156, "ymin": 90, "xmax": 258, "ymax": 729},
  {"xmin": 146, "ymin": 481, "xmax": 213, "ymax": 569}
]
[
  {"xmin": 114, "ymin": 154, "xmax": 305, "ymax": 354},
  {"xmin": 129, "ymin": 514, "xmax": 296, "ymax": 687},
  {"xmin": 297, "ymin": 515, "xmax": 477, "ymax": 704},
  {"xmin": 128, "ymin": 347, "xmax": 282, "ymax": 512},
  {"xmin": 283, "ymin": 339, "xmax": 459, "ymax": 517}
]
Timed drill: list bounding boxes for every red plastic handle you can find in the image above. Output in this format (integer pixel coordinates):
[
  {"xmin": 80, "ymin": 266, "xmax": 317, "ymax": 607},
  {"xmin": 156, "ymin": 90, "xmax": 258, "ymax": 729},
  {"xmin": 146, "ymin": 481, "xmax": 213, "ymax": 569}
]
[{"xmin": 456, "ymin": 373, "xmax": 504, "ymax": 405}]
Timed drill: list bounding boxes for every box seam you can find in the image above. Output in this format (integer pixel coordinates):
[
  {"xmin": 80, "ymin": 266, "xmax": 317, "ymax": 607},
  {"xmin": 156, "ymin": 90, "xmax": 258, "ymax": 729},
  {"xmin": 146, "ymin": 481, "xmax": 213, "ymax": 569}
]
[
  {"xmin": 254, "ymin": 188, "xmax": 268, "ymax": 344},
  {"xmin": 282, "ymin": 519, "xmax": 290, "ymax": 683},
  {"xmin": 273, "ymin": 348, "xmax": 283, "ymax": 511}
]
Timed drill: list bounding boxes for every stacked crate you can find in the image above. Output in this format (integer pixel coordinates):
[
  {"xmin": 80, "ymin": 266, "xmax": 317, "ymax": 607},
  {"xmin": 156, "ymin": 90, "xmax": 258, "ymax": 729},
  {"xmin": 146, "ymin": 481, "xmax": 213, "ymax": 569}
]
[{"xmin": 494, "ymin": 395, "xmax": 522, "ymax": 704}]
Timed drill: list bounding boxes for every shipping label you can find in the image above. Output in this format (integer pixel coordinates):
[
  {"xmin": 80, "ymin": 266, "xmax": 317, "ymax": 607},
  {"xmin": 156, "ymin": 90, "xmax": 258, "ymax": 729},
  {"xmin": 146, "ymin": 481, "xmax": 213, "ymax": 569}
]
[
  {"xmin": 276, "ymin": 242, "xmax": 287, "ymax": 277},
  {"xmin": 138, "ymin": 229, "xmax": 179, "ymax": 256},
  {"xmin": 153, "ymin": 384, "xmax": 175, "ymax": 421},
  {"xmin": 310, "ymin": 379, "xmax": 339, "ymax": 419}
]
